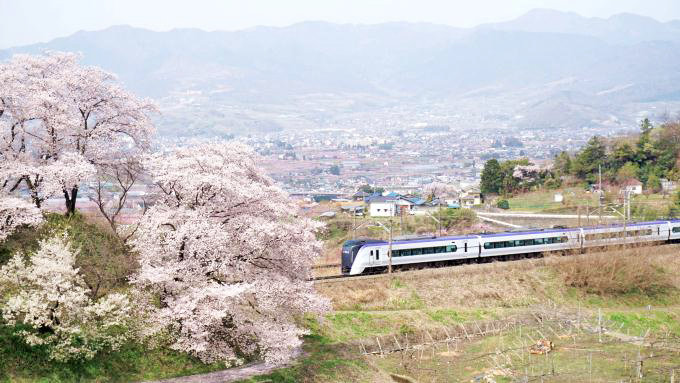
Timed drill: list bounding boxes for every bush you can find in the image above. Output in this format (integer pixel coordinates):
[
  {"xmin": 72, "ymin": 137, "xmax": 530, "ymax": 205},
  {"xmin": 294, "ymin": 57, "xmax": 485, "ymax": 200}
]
[
  {"xmin": 0, "ymin": 213, "xmax": 134, "ymax": 299},
  {"xmin": 496, "ymin": 199, "xmax": 510, "ymax": 209},
  {"xmin": 557, "ymin": 251, "xmax": 673, "ymax": 296},
  {"xmin": 441, "ymin": 208, "xmax": 477, "ymax": 229}
]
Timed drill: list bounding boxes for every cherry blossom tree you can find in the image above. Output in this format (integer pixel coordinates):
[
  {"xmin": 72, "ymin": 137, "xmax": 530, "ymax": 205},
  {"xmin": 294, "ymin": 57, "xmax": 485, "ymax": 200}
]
[
  {"xmin": 0, "ymin": 196, "xmax": 43, "ymax": 241},
  {"xmin": 131, "ymin": 142, "xmax": 329, "ymax": 366},
  {"xmin": 90, "ymin": 154, "xmax": 148, "ymax": 242},
  {"xmin": 424, "ymin": 182, "xmax": 459, "ymax": 200},
  {"xmin": 0, "ymin": 234, "xmax": 132, "ymax": 361},
  {"xmin": 0, "ymin": 52, "xmax": 156, "ymax": 215}
]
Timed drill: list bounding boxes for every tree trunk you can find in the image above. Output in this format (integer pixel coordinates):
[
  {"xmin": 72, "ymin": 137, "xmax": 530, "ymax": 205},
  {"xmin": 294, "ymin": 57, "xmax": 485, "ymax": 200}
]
[{"xmin": 64, "ymin": 187, "xmax": 79, "ymax": 216}]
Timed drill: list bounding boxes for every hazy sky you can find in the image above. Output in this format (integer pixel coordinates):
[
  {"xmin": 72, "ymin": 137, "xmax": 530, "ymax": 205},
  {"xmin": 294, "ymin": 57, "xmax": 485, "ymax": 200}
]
[{"xmin": 2, "ymin": 0, "xmax": 680, "ymax": 49}]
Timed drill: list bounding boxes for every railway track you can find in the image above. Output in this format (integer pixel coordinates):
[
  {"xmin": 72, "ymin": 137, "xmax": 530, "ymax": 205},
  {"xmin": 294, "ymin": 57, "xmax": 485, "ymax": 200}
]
[
  {"xmin": 311, "ymin": 263, "xmax": 340, "ymax": 269},
  {"xmin": 311, "ymin": 241, "xmax": 680, "ymax": 284}
]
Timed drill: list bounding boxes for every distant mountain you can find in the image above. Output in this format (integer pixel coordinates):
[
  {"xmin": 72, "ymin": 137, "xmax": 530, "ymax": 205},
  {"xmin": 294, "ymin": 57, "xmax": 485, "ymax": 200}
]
[
  {"xmin": 479, "ymin": 9, "xmax": 680, "ymax": 44},
  {"xmin": 2, "ymin": 9, "xmax": 680, "ymax": 136}
]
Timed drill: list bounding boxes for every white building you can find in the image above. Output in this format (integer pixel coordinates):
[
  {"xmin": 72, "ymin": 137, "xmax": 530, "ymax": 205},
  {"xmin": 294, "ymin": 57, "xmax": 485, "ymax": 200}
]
[
  {"xmin": 369, "ymin": 198, "xmax": 396, "ymax": 217},
  {"xmin": 623, "ymin": 179, "xmax": 643, "ymax": 195}
]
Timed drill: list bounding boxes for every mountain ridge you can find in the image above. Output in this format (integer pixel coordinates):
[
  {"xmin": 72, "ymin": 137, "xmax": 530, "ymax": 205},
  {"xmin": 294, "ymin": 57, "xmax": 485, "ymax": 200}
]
[{"xmin": 2, "ymin": 9, "xmax": 680, "ymax": 135}]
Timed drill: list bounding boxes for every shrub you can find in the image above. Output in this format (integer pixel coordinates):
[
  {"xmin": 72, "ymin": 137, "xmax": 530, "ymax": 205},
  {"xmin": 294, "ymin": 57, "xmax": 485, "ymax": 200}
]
[
  {"xmin": 0, "ymin": 234, "xmax": 132, "ymax": 361},
  {"xmin": 496, "ymin": 199, "xmax": 510, "ymax": 209},
  {"xmin": 0, "ymin": 213, "xmax": 134, "ymax": 299},
  {"xmin": 440, "ymin": 208, "xmax": 477, "ymax": 229},
  {"xmin": 557, "ymin": 250, "xmax": 673, "ymax": 296}
]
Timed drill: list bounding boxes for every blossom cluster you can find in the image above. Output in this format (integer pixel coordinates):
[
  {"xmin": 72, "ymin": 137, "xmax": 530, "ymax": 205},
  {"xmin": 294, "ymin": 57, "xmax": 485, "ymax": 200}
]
[
  {"xmin": 0, "ymin": 235, "xmax": 133, "ymax": 361},
  {"xmin": 0, "ymin": 197, "xmax": 43, "ymax": 241}
]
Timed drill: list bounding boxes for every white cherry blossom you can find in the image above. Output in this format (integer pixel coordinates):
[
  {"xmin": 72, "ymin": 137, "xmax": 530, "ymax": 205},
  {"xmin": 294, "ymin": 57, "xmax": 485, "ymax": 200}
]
[{"xmin": 0, "ymin": 234, "xmax": 133, "ymax": 361}]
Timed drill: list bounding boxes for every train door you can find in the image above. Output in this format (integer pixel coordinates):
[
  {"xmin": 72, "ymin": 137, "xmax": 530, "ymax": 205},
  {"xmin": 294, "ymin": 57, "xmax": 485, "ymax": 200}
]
[
  {"xmin": 464, "ymin": 242, "xmax": 468, "ymax": 253},
  {"xmin": 368, "ymin": 249, "xmax": 375, "ymax": 266}
]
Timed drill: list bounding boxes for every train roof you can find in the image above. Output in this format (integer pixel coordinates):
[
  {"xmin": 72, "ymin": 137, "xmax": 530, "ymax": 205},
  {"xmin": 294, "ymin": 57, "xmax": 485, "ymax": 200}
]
[{"xmin": 349, "ymin": 219, "xmax": 680, "ymax": 248}]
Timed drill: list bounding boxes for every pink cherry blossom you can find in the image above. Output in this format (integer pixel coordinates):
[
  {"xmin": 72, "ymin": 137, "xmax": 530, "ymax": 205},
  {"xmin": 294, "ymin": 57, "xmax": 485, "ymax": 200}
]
[
  {"xmin": 0, "ymin": 52, "xmax": 156, "ymax": 214},
  {"xmin": 132, "ymin": 142, "xmax": 329, "ymax": 365}
]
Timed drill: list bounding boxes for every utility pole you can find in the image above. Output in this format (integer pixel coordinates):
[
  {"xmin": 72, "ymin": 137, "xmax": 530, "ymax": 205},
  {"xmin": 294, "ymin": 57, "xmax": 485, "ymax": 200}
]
[
  {"xmin": 400, "ymin": 207, "xmax": 404, "ymax": 236},
  {"xmin": 623, "ymin": 190, "xmax": 628, "ymax": 245},
  {"xmin": 577, "ymin": 205, "xmax": 581, "ymax": 227},
  {"xmin": 598, "ymin": 164, "xmax": 603, "ymax": 224},
  {"xmin": 438, "ymin": 198, "xmax": 442, "ymax": 237},
  {"xmin": 352, "ymin": 206, "xmax": 356, "ymax": 239},
  {"xmin": 388, "ymin": 218, "xmax": 393, "ymax": 274},
  {"xmin": 599, "ymin": 164, "xmax": 602, "ymax": 193}
]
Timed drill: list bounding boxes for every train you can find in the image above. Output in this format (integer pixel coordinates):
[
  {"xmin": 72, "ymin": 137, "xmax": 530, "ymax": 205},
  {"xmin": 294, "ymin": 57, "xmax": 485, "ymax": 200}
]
[{"xmin": 341, "ymin": 219, "xmax": 680, "ymax": 275}]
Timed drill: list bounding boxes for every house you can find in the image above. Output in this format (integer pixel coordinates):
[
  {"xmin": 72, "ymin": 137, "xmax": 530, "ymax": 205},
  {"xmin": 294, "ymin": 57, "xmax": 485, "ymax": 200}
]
[
  {"xmin": 395, "ymin": 198, "xmax": 415, "ymax": 215},
  {"xmin": 407, "ymin": 197, "xmax": 427, "ymax": 212},
  {"xmin": 661, "ymin": 178, "xmax": 677, "ymax": 193},
  {"xmin": 368, "ymin": 196, "xmax": 397, "ymax": 217},
  {"xmin": 352, "ymin": 190, "xmax": 370, "ymax": 201},
  {"xmin": 460, "ymin": 195, "xmax": 477, "ymax": 208},
  {"xmin": 340, "ymin": 205, "xmax": 365, "ymax": 216},
  {"xmin": 460, "ymin": 188, "xmax": 483, "ymax": 206},
  {"xmin": 622, "ymin": 179, "xmax": 643, "ymax": 195}
]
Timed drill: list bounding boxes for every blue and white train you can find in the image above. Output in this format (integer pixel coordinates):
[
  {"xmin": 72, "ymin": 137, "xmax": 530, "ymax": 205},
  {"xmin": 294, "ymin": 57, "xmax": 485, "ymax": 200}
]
[{"xmin": 341, "ymin": 220, "xmax": 680, "ymax": 275}]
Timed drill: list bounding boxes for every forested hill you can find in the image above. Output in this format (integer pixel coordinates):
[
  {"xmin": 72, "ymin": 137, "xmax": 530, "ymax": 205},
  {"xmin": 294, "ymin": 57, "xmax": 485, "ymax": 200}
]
[{"xmin": 481, "ymin": 118, "xmax": 680, "ymax": 198}]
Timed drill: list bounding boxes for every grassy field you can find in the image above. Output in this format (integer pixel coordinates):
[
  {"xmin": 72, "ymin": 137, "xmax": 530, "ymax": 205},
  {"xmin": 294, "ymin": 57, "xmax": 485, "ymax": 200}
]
[
  {"xmin": 0, "ymin": 326, "xmax": 224, "ymax": 383},
  {"xmin": 505, "ymin": 187, "xmax": 676, "ymax": 219},
  {"xmin": 248, "ymin": 244, "xmax": 680, "ymax": 382},
  {"xmin": 505, "ymin": 187, "xmax": 599, "ymax": 213}
]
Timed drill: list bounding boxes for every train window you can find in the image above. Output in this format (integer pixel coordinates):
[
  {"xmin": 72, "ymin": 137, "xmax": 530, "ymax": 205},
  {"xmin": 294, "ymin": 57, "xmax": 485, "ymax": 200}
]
[
  {"xmin": 376, "ymin": 250, "xmax": 379, "ymax": 260},
  {"xmin": 627, "ymin": 229, "xmax": 652, "ymax": 237},
  {"xmin": 464, "ymin": 243, "xmax": 467, "ymax": 252},
  {"xmin": 370, "ymin": 250, "xmax": 373, "ymax": 256},
  {"xmin": 674, "ymin": 227, "xmax": 680, "ymax": 233}
]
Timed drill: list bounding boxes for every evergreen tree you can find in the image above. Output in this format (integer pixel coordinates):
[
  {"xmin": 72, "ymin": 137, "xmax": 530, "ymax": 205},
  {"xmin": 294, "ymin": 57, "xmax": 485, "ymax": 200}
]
[
  {"xmin": 635, "ymin": 118, "xmax": 655, "ymax": 165},
  {"xmin": 480, "ymin": 159, "xmax": 502, "ymax": 194},
  {"xmin": 553, "ymin": 151, "xmax": 572, "ymax": 176},
  {"xmin": 572, "ymin": 136, "xmax": 607, "ymax": 183}
]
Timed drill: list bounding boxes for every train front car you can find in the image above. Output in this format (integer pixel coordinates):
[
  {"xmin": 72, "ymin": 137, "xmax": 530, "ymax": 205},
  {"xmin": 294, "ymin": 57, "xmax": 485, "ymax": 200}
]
[
  {"xmin": 341, "ymin": 239, "xmax": 386, "ymax": 275},
  {"xmin": 341, "ymin": 240, "xmax": 364, "ymax": 275}
]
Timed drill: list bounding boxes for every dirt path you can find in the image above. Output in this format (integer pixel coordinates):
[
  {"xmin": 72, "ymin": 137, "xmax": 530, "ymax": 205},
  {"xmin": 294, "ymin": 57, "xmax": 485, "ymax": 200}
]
[{"xmin": 141, "ymin": 348, "xmax": 301, "ymax": 383}]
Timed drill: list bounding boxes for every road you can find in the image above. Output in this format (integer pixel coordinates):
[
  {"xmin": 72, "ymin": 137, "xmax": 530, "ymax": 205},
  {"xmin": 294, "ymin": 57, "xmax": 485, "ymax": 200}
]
[
  {"xmin": 477, "ymin": 212, "xmax": 618, "ymax": 219},
  {"xmin": 141, "ymin": 348, "xmax": 301, "ymax": 383}
]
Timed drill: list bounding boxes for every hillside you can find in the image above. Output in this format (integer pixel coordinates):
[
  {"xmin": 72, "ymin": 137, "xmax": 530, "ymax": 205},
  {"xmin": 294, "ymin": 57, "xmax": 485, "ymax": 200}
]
[
  {"xmin": 243, "ymin": 245, "xmax": 680, "ymax": 382},
  {"xmin": 3, "ymin": 10, "xmax": 680, "ymax": 136}
]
